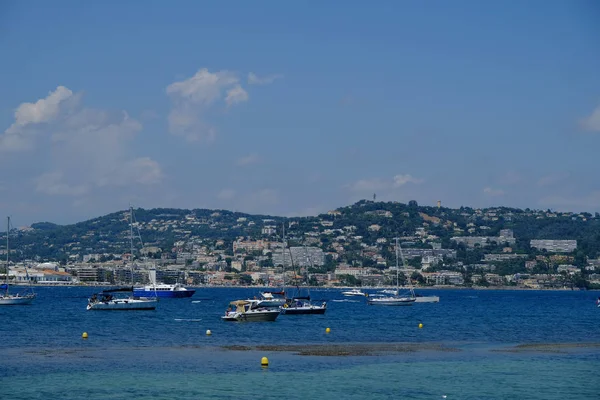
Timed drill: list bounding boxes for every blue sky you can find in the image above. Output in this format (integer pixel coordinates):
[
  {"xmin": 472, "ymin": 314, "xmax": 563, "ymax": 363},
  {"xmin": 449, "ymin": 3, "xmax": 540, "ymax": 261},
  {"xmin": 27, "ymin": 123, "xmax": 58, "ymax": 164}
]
[{"xmin": 1, "ymin": 0, "xmax": 599, "ymax": 226}]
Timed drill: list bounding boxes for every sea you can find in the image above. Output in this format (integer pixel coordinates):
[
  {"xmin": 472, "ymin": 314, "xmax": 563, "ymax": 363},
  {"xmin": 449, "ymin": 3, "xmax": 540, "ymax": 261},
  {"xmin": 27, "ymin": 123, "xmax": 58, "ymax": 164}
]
[{"xmin": 1, "ymin": 286, "xmax": 599, "ymax": 400}]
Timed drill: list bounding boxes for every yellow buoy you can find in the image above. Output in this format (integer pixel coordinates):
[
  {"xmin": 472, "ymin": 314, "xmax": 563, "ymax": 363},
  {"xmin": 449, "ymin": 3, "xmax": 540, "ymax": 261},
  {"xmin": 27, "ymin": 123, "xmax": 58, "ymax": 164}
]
[
  {"xmin": 418, "ymin": 323, "xmax": 423, "ymax": 329},
  {"xmin": 206, "ymin": 329, "xmax": 212, "ymax": 336},
  {"xmin": 325, "ymin": 327, "xmax": 331, "ymax": 334},
  {"xmin": 82, "ymin": 332, "xmax": 88, "ymax": 339},
  {"xmin": 261, "ymin": 356, "xmax": 269, "ymax": 367}
]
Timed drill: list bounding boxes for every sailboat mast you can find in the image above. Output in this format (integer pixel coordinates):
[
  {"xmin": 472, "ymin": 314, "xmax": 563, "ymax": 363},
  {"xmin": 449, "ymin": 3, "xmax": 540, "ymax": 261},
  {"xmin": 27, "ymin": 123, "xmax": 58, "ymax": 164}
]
[
  {"xmin": 282, "ymin": 222, "xmax": 286, "ymax": 290},
  {"xmin": 4, "ymin": 217, "xmax": 8, "ymax": 291},
  {"xmin": 395, "ymin": 237, "xmax": 399, "ymax": 291},
  {"xmin": 129, "ymin": 206, "xmax": 134, "ymax": 286}
]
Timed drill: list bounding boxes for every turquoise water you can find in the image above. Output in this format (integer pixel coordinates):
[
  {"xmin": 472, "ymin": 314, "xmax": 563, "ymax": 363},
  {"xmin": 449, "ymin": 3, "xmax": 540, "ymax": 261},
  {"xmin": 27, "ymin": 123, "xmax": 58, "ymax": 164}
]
[{"xmin": 1, "ymin": 287, "xmax": 599, "ymax": 399}]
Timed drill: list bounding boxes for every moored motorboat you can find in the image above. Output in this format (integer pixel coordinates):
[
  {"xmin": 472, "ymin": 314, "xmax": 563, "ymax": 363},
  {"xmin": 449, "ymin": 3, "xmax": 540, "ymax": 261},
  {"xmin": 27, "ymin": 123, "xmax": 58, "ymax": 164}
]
[
  {"xmin": 280, "ymin": 296, "xmax": 327, "ymax": 315},
  {"xmin": 367, "ymin": 294, "xmax": 415, "ymax": 306},
  {"xmin": 133, "ymin": 282, "xmax": 195, "ymax": 298},
  {"xmin": 253, "ymin": 290, "xmax": 287, "ymax": 308},
  {"xmin": 133, "ymin": 269, "xmax": 195, "ymax": 298},
  {"xmin": 341, "ymin": 288, "xmax": 367, "ymax": 297},
  {"xmin": 221, "ymin": 299, "xmax": 280, "ymax": 322},
  {"xmin": 87, "ymin": 287, "xmax": 157, "ymax": 311}
]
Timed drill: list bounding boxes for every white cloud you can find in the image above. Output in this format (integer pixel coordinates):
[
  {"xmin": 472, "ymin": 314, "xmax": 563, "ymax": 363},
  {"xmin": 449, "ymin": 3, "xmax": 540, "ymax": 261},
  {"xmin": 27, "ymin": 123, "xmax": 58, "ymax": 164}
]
[
  {"xmin": 483, "ymin": 187, "xmax": 505, "ymax": 196},
  {"xmin": 236, "ymin": 153, "xmax": 260, "ymax": 166},
  {"xmin": 1, "ymin": 86, "xmax": 164, "ymax": 199},
  {"xmin": 225, "ymin": 85, "xmax": 249, "ymax": 106},
  {"xmin": 347, "ymin": 174, "xmax": 423, "ymax": 192},
  {"xmin": 34, "ymin": 172, "xmax": 89, "ymax": 196},
  {"xmin": 167, "ymin": 68, "xmax": 238, "ymax": 104},
  {"xmin": 13, "ymin": 86, "xmax": 73, "ymax": 127},
  {"xmin": 1, "ymin": 86, "xmax": 74, "ymax": 152},
  {"xmin": 393, "ymin": 174, "xmax": 423, "ymax": 187},
  {"xmin": 166, "ymin": 68, "xmax": 248, "ymax": 142},
  {"xmin": 217, "ymin": 188, "xmax": 236, "ymax": 200},
  {"xmin": 247, "ymin": 72, "xmax": 283, "ymax": 85},
  {"xmin": 580, "ymin": 104, "xmax": 600, "ymax": 132},
  {"xmin": 97, "ymin": 157, "xmax": 164, "ymax": 187}
]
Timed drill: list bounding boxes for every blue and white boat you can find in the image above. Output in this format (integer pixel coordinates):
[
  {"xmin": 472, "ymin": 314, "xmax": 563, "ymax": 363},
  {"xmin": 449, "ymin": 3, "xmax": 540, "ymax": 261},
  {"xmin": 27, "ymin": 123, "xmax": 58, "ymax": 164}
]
[
  {"xmin": 133, "ymin": 282, "xmax": 195, "ymax": 298},
  {"xmin": 133, "ymin": 270, "xmax": 195, "ymax": 298}
]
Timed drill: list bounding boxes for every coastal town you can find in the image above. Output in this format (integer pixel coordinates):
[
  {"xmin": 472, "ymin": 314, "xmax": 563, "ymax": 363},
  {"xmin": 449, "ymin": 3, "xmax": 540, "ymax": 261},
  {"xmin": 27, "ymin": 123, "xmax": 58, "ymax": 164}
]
[{"xmin": 3, "ymin": 201, "xmax": 599, "ymax": 291}]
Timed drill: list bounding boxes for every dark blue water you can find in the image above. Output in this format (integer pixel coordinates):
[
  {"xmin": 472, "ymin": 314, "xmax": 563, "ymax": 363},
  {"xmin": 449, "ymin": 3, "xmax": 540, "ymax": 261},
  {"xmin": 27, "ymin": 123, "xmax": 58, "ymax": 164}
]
[
  {"xmin": 1, "ymin": 287, "xmax": 599, "ymax": 400},
  {"xmin": 1, "ymin": 287, "xmax": 598, "ymax": 350}
]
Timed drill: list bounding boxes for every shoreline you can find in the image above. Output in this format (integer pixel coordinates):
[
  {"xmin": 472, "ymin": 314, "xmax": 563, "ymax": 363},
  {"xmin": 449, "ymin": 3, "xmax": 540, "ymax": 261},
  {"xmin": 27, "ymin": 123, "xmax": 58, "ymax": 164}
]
[{"xmin": 15, "ymin": 283, "xmax": 598, "ymax": 292}]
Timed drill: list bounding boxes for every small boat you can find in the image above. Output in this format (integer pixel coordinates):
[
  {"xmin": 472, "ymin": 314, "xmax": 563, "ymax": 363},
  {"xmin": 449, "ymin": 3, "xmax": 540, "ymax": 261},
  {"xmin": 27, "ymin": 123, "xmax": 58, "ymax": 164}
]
[
  {"xmin": 281, "ymin": 297, "xmax": 327, "ymax": 314},
  {"xmin": 253, "ymin": 290, "xmax": 287, "ymax": 308},
  {"xmin": 368, "ymin": 238, "xmax": 415, "ymax": 307},
  {"xmin": 414, "ymin": 294, "xmax": 440, "ymax": 303},
  {"xmin": 0, "ymin": 288, "xmax": 36, "ymax": 306},
  {"xmin": 87, "ymin": 207, "xmax": 158, "ymax": 311},
  {"xmin": 0, "ymin": 217, "xmax": 36, "ymax": 306},
  {"xmin": 133, "ymin": 270, "xmax": 195, "ymax": 298},
  {"xmin": 341, "ymin": 288, "xmax": 367, "ymax": 297},
  {"xmin": 280, "ymin": 247, "xmax": 327, "ymax": 315},
  {"xmin": 367, "ymin": 293, "xmax": 415, "ymax": 306},
  {"xmin": 87, "ymin": 287, "xmax": 157, "ymax": 311},
  {"xmin": 221, "ymin": 299, "xmax": 280, "ymax": 322}
]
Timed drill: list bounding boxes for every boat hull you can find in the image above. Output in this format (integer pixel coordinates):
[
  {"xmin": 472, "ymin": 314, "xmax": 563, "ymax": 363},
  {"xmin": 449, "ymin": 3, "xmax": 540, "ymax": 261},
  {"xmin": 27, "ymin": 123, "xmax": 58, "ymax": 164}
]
[
  {"xmin": 342, "ymin": 290, "xmax": 366, "ymax": 297},
  {"xmin": 414, "ymin": 295, "xmax": 440, "ymax": 303},
  {"xmin": 221, "ymin": 310, "xmax": 280, "ymax": 322},
  {"xmin": 367, "ymin": 297, "xmax": 415, "ymax": 306},
  {"xmin": 132, "ymin": 289, "xmax": 195, "ymax": 298},
  {"xmin": 280, "ymin": 305, "xmax": 326, "ymax": 315},
  {"xmin": 0, "ymin": 294, "xmax": 36, "ymax": 305},
  {"xmin": 87, "ymin": 298, "xmax": 157, "ymax": 311}
]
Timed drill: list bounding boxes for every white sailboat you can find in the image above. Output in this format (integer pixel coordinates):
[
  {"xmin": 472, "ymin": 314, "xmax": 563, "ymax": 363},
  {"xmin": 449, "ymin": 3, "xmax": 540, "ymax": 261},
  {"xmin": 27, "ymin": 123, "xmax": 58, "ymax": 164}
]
[
  {"xmin": 367, "ymin": 238, "xmax": 415, "ymax": 306},
  {"xmin": 0, "ymin": 217, "xmax": 36, "ymax": 306},
  {"xmin": 87, "ymin": 206, "xmax": 157, "ymax": 311},
  {"xmin": 280, "ymin": 245, "xmax": 327, "ymax": 315}
]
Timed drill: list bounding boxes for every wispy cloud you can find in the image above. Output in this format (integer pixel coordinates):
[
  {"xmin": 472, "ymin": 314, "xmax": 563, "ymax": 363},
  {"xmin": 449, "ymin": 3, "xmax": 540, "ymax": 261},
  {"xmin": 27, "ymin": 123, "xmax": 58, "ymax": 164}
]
[
  {"xmin": 225, "ymin": 85, "xmax": 249, "ymax": 106},
  {"xmin": 217, "ymin": 188, "xmax": 236, "ymax": 200},
  {"xmin": 580, "ymin": 104, "xmax": 600, "ymax": 132},
  {"xmin": 498, "ymin": 170, "xmax": 522, "ymax": 186},
  {"xmin": 483, "ymin": 187, "xmax": 505, "ymax": 196},
  {"xmin": 247, "ymin": 72, "xmax": 283, "ymax": 85},
  {"xmin": 236, "ymin": 153, "xmax": 261, "ymax": 166},
  {"xmin": 346, "ymin": 178, "xmax": 389, "ymax": 192},
  {"xmin": 166, "ymin": 68, "xmax": 248, "ymax": 142},
  {"xmin": 347, "ymin": 174, "xmax": 423, "ymax": 192},
  {"xmin": 393, "ymin": 174, "xmax": 423, "ymax": 187},
  {"xmin": 1, "ymin": 86, "xmax": 163, "ymax": 198},
  {"xmin": 537, "ymin": 172, "xmax": 570, "ymax": 187}
]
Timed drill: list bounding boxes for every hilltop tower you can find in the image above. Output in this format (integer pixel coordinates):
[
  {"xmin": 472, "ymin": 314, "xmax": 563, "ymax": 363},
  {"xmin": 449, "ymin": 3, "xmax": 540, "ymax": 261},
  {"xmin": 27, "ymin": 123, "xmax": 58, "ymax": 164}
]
[{"xmin": 437, "ymin": 200, "xmax": 441, "ymax": 208}]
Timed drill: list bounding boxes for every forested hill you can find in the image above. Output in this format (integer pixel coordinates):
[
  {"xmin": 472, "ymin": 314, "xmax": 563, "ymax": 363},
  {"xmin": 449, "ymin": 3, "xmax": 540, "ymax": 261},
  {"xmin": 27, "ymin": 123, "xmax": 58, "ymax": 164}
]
[{"xmin": 3, "ymin": 200, "xmax": 600, "ymax": 262}]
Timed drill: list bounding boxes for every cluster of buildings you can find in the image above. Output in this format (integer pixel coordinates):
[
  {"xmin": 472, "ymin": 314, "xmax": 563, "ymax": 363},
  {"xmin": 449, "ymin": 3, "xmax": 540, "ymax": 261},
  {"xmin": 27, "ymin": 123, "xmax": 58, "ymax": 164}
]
[{"xmin": 2, "ymin": 206, "xmax": 599, "ymax": 289}]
